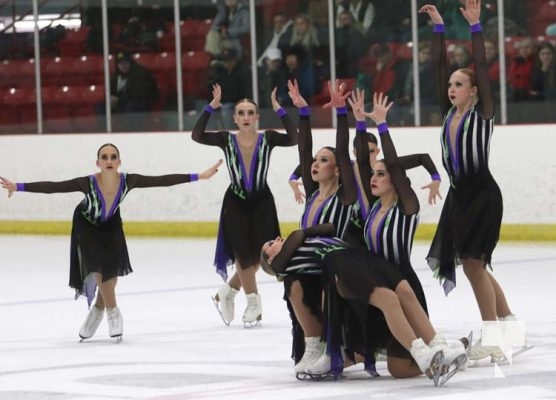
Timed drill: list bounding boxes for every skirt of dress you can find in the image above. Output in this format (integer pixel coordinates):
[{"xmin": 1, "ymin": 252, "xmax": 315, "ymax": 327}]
[
  {"xmin": 427, "ymin": 173, "xmax": 503, "ymax": 294},
  {"xmin": 69, "ymin": 207, "xmax": 133, "ymax": 305},
  {"xmin": 214, "ymin": 185, "xmax": 280, "ymax": 280}
]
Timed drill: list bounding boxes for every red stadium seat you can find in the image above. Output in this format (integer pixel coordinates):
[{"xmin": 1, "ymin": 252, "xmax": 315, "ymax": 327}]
[{"xmin": 182, "ymin": 51, "xmax": 211, "ymax": 71}]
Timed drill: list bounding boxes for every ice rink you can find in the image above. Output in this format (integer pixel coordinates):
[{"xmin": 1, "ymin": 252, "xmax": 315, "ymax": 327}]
[{"xmin": 1, "ymin": 235, "xmax": 555, "ymax": 400}]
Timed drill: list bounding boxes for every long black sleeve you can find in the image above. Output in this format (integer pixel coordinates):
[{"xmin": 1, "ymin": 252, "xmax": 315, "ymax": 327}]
[
  {"xmin": 336, "ymin": 112, "xmax": 357, "ymax": 206},
  {"xmin": 265, "ymin": 112, "xmax": 299, "ymax": 147},
  {"xmin": 298, "ymin": 113, "xmax": 318, "ymax": 198},
  {"xmin": 191, "ymin": 110, "xmax": 228, "ymax": 147},
  {"xmin": 126, "ymin": 173, "xmax": 196, "ymax": 189},
  {"xmin": 21, "ymin": 177, "xmax": 90, "ymax": 194},
  {"xmin": 471, "ymin": 29, "xmax": 494, "ymax": 119},
  {"xmin": 380, "ymin": 127, "xmax": 419, "ymax": 216},
  {"xmin": 433, "ymin": 28, "xmax": 451, "ymax": 117},
  {"xmin": 398, "ymin": 154, "xmax": 439, "ymax": 177},
  {"xmin": 354, "ymin": 127, "xmax": 373, "ymax": 205}
]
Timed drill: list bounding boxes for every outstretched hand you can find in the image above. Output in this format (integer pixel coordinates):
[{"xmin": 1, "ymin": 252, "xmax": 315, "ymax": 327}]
[
  {"xmin": 418, "ymin": 4, "xmax": 444, "ymax": 25},
  {"xmin": 347, "ymin": 88, "xmax": 366, "ymax": 121},
  {"xmin": 288, "ymin": 180, "xmax": 305, "ymax": 204},
  {"xmin": 287, "ymin": 79, "xmax": 308, "ymax": 108},
  {"xmin": 323, "ymin": 79, "xmax": 351, "ymax": 109},
  {"xmin": 270, "ymin": 87, "xmax": 281, "ymax": 111},
  {"xmin": 0, "ymin": 176, "xmax": 16, "ymax": 198},
  {"xmin": 460, "ymin": 0, "xmax": 481, "ymax": 25},
  {"xmin": 362, "ymin": 92, "xmax": 393, "ymax": 125},
  {"xmin": 199, "ymin": 159, "xmax": 224, "ymax": 180},
  {"xmin": 209, "ymin": 84, "xmax": 222, "ymax": 109},
  {"xmin": 421, "ymin": 180, "xmax": 442, "ymax": 205}
]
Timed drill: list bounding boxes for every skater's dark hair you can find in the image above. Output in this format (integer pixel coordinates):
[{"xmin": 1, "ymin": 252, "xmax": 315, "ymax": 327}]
[
  {"xmin": 260, "ymin": 247, "xmax": 276, "ymax": 276},
  {"xmin": 97, "ymin": 143, "xmax": 120, "ymax": 159}
]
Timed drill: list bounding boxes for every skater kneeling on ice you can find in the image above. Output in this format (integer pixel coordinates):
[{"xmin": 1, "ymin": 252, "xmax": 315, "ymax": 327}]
[
  {"xmin": 0, "ymin": 144, "xmax": 222, "ymax": 341},
  {"xmin": 261, "ymin": 223, "xmax": 467, "ymax": 385}
]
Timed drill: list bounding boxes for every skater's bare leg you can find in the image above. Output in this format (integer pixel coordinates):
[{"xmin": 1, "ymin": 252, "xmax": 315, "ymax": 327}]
[
  {"xmin": 487, "ymin": 272, "xmax": 512, "ymax": 318},
  {"xmin": 395, "ymin": 281, "xmax": 436, "ymax": 343},
  {"xmin": 94, "ymin": 273, "xmax": 117, "ymax": 309},
  {"xmin": 463, "ymin": 259, "xmax": 497, "ymax": 320},
  {"xmin": 235, "ymin": 264, "xmax": 258, "ymax": 294},
  {"xmin": 290, "ymin": 280, "xmax": 321, "ymax": 336}
]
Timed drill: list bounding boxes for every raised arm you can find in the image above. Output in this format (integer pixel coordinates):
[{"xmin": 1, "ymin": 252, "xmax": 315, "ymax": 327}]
[
  {"xmin": 461, "ymin": 0, "xmax": 494, "ymax": 119},
  {"xmin": 324, "ymin": 80, "xmax": 357, "ymax": 206},
  {"xmin": 349, "ymin": 88, "xmax": 373, "ymax": 204},
  {"xmin": 364, "ymin": 92, "xmax": 419, "ymax": 215},
  {"xmin": 1, "ymin": 176, "xmax": 90, "ymax": 197},
  {"xmin": 265, "ymin": 87, "xmax": 299, "ymax": 147},
  {"xmin": 288, "ymin": 79, "xmax": 318, "ymax": 198},
  {"xmin": 126, "ymin": 160, "xmax": 223, "ymax": 189},
  {"xmin": 420, "ymin": 4, "xmax": 451, "ymax": 116},
  {"xmin": 191, "ymin": 84, "xmax": 228, "ymax": 147}
]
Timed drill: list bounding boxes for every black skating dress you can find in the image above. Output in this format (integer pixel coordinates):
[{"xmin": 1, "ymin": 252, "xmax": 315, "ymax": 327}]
[
  {"xmin": 17, "ymin": 173, "xmax": 200, "ymax": 306},
  {"xmin": 192, "ymin": 106, "xmax": 298, "ymax": 280},
  {"xmin": 427, "ymin": 25, "xmax": 502, "ymax": 295}
]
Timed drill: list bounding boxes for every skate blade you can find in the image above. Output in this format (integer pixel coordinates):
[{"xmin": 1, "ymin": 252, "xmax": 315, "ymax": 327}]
[
  {"xmin": 439, "ymin": 354, "xmax": 468, "ymax": 386},
  {"xmin": 490, "ymin": 344, "xmax": 534, "ymax": 364},
  {"xmin": 211, "ymin": 295, "xmax": 231, "ymax": 326},
  {"xmin": 296, "ymin": 372, "xmax": 342, "ymax": 381},
  {"xmin": 426, "ymin": 350, "xmax": 444, "ymax": 387},
  {"xmin": 243, "ymin": 318, "xmax": 262, "ymax": 328}
]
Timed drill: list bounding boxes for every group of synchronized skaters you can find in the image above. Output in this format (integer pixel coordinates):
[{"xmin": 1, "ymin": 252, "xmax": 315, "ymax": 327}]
[{"xmin": 0, "ymin": 1, "xmax": 525, "ymax": 387}]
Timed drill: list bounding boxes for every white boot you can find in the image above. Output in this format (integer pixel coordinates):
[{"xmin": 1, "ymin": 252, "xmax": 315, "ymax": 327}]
[
  {"xmin": 294, "ymin": 337, "xmax": 323, "ymax": 373},
  {"xmin": 410, "ymin": 338, "xmax": 444, "ymax": 383},
  {"xmin": 499, "ymin": 314, "xmax": 526, "ymax": 348},
  {"xmin": 429, "ymin": 333, "xmax": 468, "ymax": 382},
  {"xmin": 242, "ymin": 293, "xmax": 262, "ymax": 327},
  {"xmin": 212, "ymin": 284, "xmax": 238, "ymax": 325},
  {"xmin": 469, "ymin": 321, "xmax": 506, "ymax": 361},
  {"xmin": 305, "ymin": 352, "xmax": 331, "ymax": 375},
  {"xmin": 79, "ymin": 305, "xmax": 104, "ymax": 340},
  {"xmin": 106, "ymin": 306, "xmax": 123, "ymax": 338}
]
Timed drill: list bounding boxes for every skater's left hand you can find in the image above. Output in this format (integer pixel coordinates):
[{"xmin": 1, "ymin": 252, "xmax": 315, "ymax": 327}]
[
  {"xmin": 199, "ymin": 159, "xmax": 224, "ymax": 180},
  {"xmin": 421, "ymin": 180, "xmax": 442, "ymax": 205},
  {"xmin": 0, "ymin": 177, "xmax": 16, "ymax": 197}
]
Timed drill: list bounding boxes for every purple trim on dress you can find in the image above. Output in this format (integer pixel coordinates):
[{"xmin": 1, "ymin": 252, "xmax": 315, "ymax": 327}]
[
  {"xmin": 232, "ymin": 134, "xmax": 262, "ymax": 193},
  {"xmin": 16, "ymin": 183, "xmax": 25, "ymax": 192},
  {"xmin": 91, "ymin": 176, "xmax": 106, "ymax": 221},
  {"xmin": 431, "ymin": 173, "xmax": 441, "ymax": 181},
  {"xmin": 204, "ymin": 104, "xmax": 214, "ymax": 113},
  {"xmin": 308, "ymin": 192, "xmax": 335, "ymax": 227},
  {"xmin": 276, "ymin": 108, "xmax": 286, "ymax": 118},
  {"xmin": 299, "ymin": 106, "xmax": 310, "ymax": 116},
  {"xmin": 214, "ymin": 220, "xmax": 231, "ymax": 282},
  {"xmin": 434, "ymin": 24, "xmax": 445, "ymax": 33},
  {"xmin": 377, "ymin": 122, "xmax": 388, "ymax": 135},
  {"xmin": 445, "ymin": 109, "xmax": 469, "ymax": 174},
  {"xmin": 82, "ymin": 273, "xmax": 97, "ymax": 308},
  {"xmin": 106, "ymin": 174, "xmax": 124, "ymax": 220},
  {"xmin": 336, "ymin": 106, "xmax": 347, "ymax": 115},
  {"xmin": 356, "ymin": 121, "xmax": 366, "ymax": 131},
  {"xmin": 190, "ymin": 173, "xmax": 199, "ymax": 182},
  {"xmin": 470, "ymin": 23, "xmax": 482, "ymax": 33},
  {"xmin": 288, "ymin": 173, "xmax": 299, "ymax": 181}
]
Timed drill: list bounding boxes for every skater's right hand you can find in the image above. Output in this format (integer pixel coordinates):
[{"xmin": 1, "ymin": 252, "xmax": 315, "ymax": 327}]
[
  {"xmin": 0, "ymin": 176, "xmax": 16, "ymax": 198},
  {"xmin": 288, "ymin": 180, "xmax": 305, "ymax": 204},
  {"xmin": 287, "ymin": 79, "xmax": 308, "ymax": 108},
  {"xmin": 199, "ymin": 159, "xmax": 224, "ymax": 180},
  {"xmin": 418, "ymin": 4, "xmax": 444, "ymax": 25},
  {"xmin": 209, "ymin": 84, "xmax": 222, "ymax": 109}
]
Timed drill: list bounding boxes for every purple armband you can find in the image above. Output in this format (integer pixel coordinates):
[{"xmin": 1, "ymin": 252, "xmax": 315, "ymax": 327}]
[
  {"xmin": 356, "ymin": 121, "xmax": 367, "ymax": 131},
  {"xmin": 276, "ymin": 107, "xmax": 287, "ymax": 118},
  {"xmin": 16, "ymin": 183, "xmax": 25, "ymax": 192},
  {"xmin": 299, "ymin": 106, "xmax": 310, "ymax": 117},
  {"xmin": 190, "ymin": 173, "xmax": 199, "ymax": 182},
  {"xmin": 289, "ymin": 173, "xmax": 299, "ymax": 181},
  {"xmin": 433, "ymin": 24, "xmax": 445, "ymax": 33},
  {"xmin": 336, "ymin": 106, "xmax": 347, "ymax": 116},
  {"xmin": 204, "ymin": 104, "xmax": 214, "ymax": 114},
  {"xmin": 377, "ymin": 122, "xmax": 388, "ymax": 135},
  {"xmin": 470, "ymin": 23, "xmax": 482, "ymax": 33},
  {"xmin": 431, "ymin": 173, "xmax": 441, "ymax": 182}
]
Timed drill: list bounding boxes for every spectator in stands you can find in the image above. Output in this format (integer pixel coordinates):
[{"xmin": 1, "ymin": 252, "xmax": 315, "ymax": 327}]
[
  {"xmin": 257, "ymin": 13, "xmax": 292, "ymax": 67},
  {"xmin": 335, "ymin": 9, "xmax": 366, "ymax": 78},
  {"xmin": 259, "ymin": 48, "xmax": 287, "ymax": 107},
  {"xmin": 335, "ymin": 0, "xmax": 375, "ymax": 37},
  {"xmin": 399, "ymin": 41, "xmax": 441, "ymax": 125},
  {"xmin": 208, "ymin": 47, "xmax": 252, "ymax": 129},
  {"xmin": 276, "ymin": 45, "xmax": 315, "ymax": 107},
  {"xmin": 508, "ymin": 37, "xmax": 536, "ymax": 101},
  {"xmin": 530, "ymin": 42, "xmax": 556, "ymax": 101},
  {"xmin": 277, "ymin": 14, "xmax": 320, "ymax": 56},
  {"xmin": 204, "ymin": 0, "xmax": 250, "ymax": 59},
  {"xmin": 484, "ymin": 38, "xmax": 500, "ymax": 99},
  {"xmin": 369, "ymin": 0, "xmax": 412, "ymax": 43},
  {"xmin": 449, "ymin": 44, "xmax": 472, "ymax": 75},
  {"xmin": 116, "ymin": 13, "xmax": 164, "ymax": 52}
]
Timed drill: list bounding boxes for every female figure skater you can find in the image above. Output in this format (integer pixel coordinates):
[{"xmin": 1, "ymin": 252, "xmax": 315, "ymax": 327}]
[
  {"xmin": 420, "ymin": 0, "xmax": 519, "ymax": 361},
  {"xmin": 283, "ymin": 79, "xmax": 357, "ymax": 374},
  {"xmin": 0, "ymin": 143, "xmax": 222, "ymax": 341},
  {"xmin": 261, "ymin": 223, "xmax": 466, "ymax": 386},
  {"xmin": 191, "ymin": 84, "xmax": 298, "ymax": 327}
]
